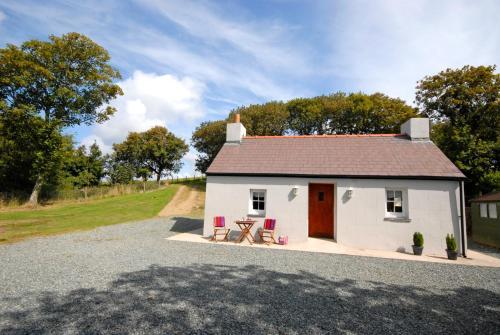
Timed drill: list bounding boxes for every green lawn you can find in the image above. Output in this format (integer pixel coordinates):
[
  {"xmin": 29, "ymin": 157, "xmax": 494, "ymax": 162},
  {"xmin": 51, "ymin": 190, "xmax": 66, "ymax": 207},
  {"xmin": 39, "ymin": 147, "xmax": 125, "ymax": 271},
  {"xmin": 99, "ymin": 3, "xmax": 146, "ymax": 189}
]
[{"xmin": 0, "ymin": 185, "xmax": 180, "ymax": 243}]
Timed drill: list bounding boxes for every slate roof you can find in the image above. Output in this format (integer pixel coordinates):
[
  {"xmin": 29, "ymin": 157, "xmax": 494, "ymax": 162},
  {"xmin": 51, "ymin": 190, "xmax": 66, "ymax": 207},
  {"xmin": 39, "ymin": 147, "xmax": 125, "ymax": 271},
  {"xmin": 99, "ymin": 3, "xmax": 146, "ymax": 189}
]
[
  {"xmin": 471, "ymin": 192, "xmax": 500, "ymax": 202},
  {"xmin": 206, "ymin": 134, "xmax": 465, "ymax": 180}
]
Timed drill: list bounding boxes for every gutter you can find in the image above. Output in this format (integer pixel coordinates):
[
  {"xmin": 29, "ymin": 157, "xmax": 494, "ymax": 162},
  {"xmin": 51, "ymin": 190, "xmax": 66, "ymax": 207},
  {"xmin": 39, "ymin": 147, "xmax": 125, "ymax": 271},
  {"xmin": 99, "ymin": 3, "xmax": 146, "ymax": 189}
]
[{"xmin": 205, "ymin": 172, "xmax": 467, "ymax": 182}]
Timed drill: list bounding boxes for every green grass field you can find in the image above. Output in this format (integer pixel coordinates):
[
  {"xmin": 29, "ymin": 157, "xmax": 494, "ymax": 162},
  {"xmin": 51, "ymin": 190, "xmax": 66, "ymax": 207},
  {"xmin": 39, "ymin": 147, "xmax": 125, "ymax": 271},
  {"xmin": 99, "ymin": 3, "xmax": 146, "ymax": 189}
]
[{"xmin": 0, "ymin": 185, "xmax": 180, "ymax": 244}]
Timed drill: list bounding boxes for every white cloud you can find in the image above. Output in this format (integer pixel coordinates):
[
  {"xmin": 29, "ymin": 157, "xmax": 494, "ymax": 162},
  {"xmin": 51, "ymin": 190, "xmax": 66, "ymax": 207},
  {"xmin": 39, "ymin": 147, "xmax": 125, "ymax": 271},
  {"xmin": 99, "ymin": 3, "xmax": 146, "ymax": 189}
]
[
  {"xmin": 84, "ymin": 70, "xmax": 205, "ymax": 153},
  {"xmin": 326, "ymin": 0, "xmax": 500, "ymax": 104},
  {"xmin": 138, "ymin": 0, "xmax": 309, "ymax": 73},
  {"xmin": 127, "ymin": 42, "xmax": 298, "ymax": 101}
]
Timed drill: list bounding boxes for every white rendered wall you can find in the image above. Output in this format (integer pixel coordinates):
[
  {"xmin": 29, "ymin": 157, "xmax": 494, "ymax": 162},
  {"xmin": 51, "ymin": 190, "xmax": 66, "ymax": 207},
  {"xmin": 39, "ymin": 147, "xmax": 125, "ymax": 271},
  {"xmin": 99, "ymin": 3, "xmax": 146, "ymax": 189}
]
[
  {"xmin": 203, "ymin": 176, "xmax": 462, "ymax": 254},
  {"xmin": 335, "ymin": 178, "xmax": 461, "ymax": 254},
  {"xmin": 204, "ymin": 176, "xmax": 309, "ymax": 243}
]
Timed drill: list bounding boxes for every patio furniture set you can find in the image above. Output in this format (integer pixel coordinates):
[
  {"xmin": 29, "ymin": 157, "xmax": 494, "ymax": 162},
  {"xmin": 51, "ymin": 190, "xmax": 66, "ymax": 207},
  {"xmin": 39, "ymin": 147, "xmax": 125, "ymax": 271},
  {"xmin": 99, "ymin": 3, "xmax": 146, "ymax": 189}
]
[{"xmin": 210, "ymin": 216, "xmax": 278, "ymax": 245}]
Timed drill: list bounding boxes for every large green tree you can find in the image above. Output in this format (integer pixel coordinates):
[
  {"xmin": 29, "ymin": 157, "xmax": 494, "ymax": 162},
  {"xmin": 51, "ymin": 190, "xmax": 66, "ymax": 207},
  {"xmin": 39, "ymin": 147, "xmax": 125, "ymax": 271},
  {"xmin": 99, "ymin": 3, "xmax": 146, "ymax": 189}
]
[
  {"xmin": 114, "ymin": 126, "xmax": 188, "ymax": 186},
  {"xmin": 142, "ymin": 126, "xmax": 189, "ymax": 184},
  {"xmin": 191, "ymin": 120, "xmax": 227, "ymax": 174},
  {"xmin": 287, "ymin": 96, "xmax": 325, "ymax": 134},
  {"xmin": 104, "ymin": 153, "xmax": 135, "ymax": 185},
  {"xmin": 64, "ymin": 142, "xmax": 105, "ymax": 198},
  {"xmin": 416, "ymin": 65, "xmax": 500, "ymax": 197},
  {"xmin": 0, "ymin": 32, "xmax": 122, "ymax": 205},
  {"xmin": 114, "ymin": 132, "xmax": 148, "ymax": 190},
  {"xmin": 0, "ymin": 104, "xmax": 64, "ymax": 196},
  {"xmin": 288, "ymin": 92, "xmax": 417, "ymax": 135},
  {"xmin": 228, "ymin": 101, "xmax": 289, "ymax": 136}
]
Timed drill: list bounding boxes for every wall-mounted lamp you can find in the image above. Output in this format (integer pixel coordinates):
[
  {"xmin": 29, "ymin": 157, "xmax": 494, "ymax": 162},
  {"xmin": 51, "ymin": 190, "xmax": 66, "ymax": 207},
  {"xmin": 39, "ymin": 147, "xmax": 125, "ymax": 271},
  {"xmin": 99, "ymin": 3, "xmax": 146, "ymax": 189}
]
[
  {"xmin": 346, "ymin": 187, "xmax": 353, "ymax": 199},
  {"xmin": 292, "ymin": 186, "xmax": 299, "ymax": 196}
]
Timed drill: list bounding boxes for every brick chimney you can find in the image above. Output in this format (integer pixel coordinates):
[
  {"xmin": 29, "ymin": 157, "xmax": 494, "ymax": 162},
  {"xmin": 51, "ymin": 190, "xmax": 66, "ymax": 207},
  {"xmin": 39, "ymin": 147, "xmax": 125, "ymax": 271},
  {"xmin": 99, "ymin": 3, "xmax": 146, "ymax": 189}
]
[
  {"xmin": 401, "ymin": 118, "xmax": 430, "ymax": 140},
  {"xmin": 226, "ymin": 113, "xmax": 246, "ymax": 143}
]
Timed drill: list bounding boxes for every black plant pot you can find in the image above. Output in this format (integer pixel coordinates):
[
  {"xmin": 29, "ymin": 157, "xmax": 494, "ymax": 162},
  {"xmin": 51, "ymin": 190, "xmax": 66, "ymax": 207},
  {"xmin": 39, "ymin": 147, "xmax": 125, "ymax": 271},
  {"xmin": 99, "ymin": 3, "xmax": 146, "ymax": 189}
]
[
  {"xmin": 446, "ymin": 249, "xmax": 458, "ymax": 260},
  {"xmin": 412, "ymin": 245, "xmax": 423, "ymax": 256}
]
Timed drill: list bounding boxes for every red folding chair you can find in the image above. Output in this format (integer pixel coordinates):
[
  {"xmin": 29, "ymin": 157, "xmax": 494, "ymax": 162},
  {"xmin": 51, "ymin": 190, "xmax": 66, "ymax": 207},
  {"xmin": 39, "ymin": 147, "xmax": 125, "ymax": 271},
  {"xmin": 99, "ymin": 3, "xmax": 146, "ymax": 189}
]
[
  {"xmin": 211, "ymin": 216, "xmax": 230, "ymax": 242},
  {"xmin": 258, "ymin": 218, "xmax": 277, "ymax": 245}
]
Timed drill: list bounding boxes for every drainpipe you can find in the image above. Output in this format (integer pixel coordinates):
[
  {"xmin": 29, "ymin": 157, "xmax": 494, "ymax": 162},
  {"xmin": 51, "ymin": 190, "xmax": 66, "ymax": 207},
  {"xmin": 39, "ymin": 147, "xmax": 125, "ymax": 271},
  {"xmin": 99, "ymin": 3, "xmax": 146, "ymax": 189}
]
[{"xmin": 459, "ymin": 180, "xmax": 467, "ymax": 258}]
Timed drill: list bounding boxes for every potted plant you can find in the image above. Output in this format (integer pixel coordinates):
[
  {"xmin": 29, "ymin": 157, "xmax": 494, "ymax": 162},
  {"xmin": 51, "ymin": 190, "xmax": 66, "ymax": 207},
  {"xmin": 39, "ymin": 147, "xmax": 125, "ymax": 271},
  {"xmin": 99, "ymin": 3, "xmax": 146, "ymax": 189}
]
[
  {"xmin": 412, "ymin": 232, "xmax": 424, "ymax": 255},
  {"xmin": 445, "ymin": 234, "xmax": 458, "ymax": 260}
]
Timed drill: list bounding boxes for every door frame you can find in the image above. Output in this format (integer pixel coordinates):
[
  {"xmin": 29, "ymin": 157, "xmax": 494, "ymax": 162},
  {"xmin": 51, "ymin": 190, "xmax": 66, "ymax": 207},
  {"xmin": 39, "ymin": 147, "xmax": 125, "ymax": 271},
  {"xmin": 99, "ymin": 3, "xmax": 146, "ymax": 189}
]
[{"xmin": 308, "ymin": 183, "xmax": 336, "ymax": 240}]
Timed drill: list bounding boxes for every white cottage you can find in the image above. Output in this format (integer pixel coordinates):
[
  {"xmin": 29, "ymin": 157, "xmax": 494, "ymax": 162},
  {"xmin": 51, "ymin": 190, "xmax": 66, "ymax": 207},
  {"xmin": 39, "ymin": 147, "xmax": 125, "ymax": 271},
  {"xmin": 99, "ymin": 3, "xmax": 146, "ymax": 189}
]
[{"xmin": 203, "ymin": 116, "xmax": 467, "ymax": 255}]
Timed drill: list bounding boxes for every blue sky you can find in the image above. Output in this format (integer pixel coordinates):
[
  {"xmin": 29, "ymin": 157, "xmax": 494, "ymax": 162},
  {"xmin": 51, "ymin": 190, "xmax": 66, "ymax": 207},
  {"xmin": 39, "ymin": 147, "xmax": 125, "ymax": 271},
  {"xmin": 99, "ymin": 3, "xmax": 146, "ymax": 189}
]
[{"xmin": 0, "ymin": 0, "xmax": 499, "ymax": 176}]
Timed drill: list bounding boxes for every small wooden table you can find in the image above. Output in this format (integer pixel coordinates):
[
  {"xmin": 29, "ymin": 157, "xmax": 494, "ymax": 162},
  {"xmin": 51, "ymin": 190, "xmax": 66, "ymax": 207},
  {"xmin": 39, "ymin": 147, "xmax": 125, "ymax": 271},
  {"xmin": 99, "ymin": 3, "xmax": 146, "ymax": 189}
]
[{"xmin": 235, "ymin": 219, "xmax": 257, "ymax": 244}]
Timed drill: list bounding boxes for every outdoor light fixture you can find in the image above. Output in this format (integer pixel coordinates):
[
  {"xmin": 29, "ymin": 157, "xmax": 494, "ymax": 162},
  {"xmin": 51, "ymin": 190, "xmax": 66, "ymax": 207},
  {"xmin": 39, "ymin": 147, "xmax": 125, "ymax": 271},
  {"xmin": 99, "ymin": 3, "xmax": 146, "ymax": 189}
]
[
  {"xmin": 292, "ymin": 186, "xmax": 299, "ymax": 196},
  {"xmin": 346, "ymin": 187, "xmax": 353, "ymax": 199}
]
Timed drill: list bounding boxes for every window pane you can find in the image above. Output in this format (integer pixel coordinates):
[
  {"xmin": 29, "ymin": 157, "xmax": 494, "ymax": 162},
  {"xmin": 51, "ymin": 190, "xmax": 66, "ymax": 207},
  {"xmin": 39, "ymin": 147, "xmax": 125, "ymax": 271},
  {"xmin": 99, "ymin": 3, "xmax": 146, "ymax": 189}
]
[
  {"xmin": 387, "ymin": 202, "xmax": 394, "ymax": 212},
  {"xmin": 395, "ymin": 205, "xmax": 403, "ymax": 213},
  {"xmin": 318, "ymin": 192, "xmax": 324, "ymax": 201},
  {"xmin": 250, "ymin": 190, "xmax": 266, "ymax": 213},
  {"xmin": 394, "ymin": 196, "xmax": 402, "ymax": 208},
  {"xmin": 387, "ymin": 191, "xmax": 394, "ymax": 201},
  {"xmin": 480, "ymin": 203, "xmax": 488, "ymax": 218},
  {"xmin": 395, "ymin": 191, "xmax": 402, "ymax": 199},
  {"xmin": 488, "ymin": 203, "xmax": 497, "ymax": 219}
]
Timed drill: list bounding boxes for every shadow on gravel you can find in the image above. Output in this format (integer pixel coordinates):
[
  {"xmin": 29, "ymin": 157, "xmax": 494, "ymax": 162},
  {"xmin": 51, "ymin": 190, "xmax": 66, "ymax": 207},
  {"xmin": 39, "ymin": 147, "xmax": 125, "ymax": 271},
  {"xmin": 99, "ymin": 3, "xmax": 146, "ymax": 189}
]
[
  {"xmin": 1, "ymin": 264, "xmax": 499, "ymax": 334},
  {"xmin": 169, "ymin": 217, "xmax": 203, "ymax": 233}
]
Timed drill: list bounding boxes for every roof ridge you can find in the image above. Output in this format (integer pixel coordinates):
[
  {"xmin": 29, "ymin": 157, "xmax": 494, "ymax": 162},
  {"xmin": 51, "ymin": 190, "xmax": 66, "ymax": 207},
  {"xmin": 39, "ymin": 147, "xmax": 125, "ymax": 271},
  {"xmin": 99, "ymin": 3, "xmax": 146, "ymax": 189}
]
[{"xmin": 244, "ymin": 134, "xmax": 403, "ymax": 139}]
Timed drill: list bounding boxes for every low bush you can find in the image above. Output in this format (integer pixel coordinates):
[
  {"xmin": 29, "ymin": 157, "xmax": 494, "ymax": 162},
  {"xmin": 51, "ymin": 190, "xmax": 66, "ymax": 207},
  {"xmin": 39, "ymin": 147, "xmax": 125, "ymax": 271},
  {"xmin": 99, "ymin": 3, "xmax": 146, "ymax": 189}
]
[
  {"xmin": 446, "ymin": 234, "xmax": 457, "ymax": 251},
  {"xmin": 413, "ymin": 232, "xmax": 424, "ymax": 247}
]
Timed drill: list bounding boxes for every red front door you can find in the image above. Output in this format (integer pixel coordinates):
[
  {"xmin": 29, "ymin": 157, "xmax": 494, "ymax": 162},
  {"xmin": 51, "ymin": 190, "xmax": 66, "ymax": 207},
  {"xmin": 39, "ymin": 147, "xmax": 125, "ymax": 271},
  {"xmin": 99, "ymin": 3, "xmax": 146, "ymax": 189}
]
[{"xmin": 308, "ymin": 184, "xmax": 334, "ymax": 238}]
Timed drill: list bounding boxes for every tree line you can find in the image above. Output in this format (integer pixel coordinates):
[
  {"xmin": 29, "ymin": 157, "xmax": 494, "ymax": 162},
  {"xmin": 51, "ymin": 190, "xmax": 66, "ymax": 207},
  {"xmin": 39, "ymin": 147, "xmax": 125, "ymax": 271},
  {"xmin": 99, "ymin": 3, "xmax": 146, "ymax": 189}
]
[
  {"xmin": 192, "ymin": 66, "xmax": 499, "ymax": 199},
  {"xmin": 0, "ymin": 33, "xmax": 187, "ymax": 206}
]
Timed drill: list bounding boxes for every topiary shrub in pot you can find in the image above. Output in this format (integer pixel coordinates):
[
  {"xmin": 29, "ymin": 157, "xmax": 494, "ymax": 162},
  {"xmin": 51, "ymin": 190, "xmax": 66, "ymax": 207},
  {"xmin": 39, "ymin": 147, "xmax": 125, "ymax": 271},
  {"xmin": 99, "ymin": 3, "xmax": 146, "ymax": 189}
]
[
  {"xmin": 412, "ymin": 232, "xmax": 424, "ymax": 255},
  {"xmin": 446, "ymin": 234, "xmax": 458, "ymax": 260}
]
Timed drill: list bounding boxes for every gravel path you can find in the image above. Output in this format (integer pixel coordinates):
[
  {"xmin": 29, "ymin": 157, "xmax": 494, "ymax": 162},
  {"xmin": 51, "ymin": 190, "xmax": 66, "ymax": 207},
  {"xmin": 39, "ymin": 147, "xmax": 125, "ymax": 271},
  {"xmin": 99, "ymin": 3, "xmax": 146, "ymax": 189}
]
[{"xmin": 1, "ymin": 217, "xmax": 499, "ymax": 334}]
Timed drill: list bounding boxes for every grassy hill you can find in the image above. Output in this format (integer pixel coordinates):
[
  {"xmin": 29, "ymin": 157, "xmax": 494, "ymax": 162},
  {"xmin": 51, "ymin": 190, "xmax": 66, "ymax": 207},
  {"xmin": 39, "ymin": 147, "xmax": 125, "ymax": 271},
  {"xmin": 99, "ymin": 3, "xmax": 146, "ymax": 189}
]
[{"xmin": 0, "ymin": 185, "xmax": 180, "ymax": 244}]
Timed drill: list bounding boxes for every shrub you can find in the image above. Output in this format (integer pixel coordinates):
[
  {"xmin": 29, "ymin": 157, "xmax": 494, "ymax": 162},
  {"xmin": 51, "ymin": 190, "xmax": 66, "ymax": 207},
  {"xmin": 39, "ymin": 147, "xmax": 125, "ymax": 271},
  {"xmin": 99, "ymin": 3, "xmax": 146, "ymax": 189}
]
[
  {"xmin": 413, "ymin": 232, "xmax": 424, "ymax": 247},
  {"xmin": 446, "ymin": 234, "xmax": 457, "ymax": 251}
]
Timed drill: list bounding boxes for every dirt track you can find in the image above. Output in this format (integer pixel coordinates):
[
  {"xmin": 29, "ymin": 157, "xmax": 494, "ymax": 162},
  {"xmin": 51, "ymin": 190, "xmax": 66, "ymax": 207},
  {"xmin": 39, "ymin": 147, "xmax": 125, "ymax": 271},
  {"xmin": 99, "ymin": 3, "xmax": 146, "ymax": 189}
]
[{"xmin": 158, "ymin": 185, "xmax": 203, "ymax": 217}]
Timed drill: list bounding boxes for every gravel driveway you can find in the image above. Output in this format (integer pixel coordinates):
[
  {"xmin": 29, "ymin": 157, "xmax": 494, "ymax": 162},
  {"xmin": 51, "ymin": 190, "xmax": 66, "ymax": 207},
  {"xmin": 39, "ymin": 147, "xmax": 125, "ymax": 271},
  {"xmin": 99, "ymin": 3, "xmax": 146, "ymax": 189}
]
[{"xmin": 1, "ymin": 217, "xmax": 499, "ymax": 334}]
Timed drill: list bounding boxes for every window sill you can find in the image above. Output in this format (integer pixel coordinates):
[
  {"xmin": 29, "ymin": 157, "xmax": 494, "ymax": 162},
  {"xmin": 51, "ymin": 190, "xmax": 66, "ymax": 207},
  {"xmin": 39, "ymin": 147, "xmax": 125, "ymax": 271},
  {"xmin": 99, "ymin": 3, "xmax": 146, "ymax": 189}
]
[
  {"xmin": 247, "ymin": 213, "xmax": 265, "ymax": 218},
  {"xmin": 384, "ymin": 217, "xmax": 411, "ymax": 223}
]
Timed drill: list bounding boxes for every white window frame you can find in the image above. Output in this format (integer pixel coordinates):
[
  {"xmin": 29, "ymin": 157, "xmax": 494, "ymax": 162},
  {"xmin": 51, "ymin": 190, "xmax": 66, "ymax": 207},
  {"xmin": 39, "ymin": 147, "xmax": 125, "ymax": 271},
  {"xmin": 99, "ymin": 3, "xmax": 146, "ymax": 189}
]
[
  {"xmin": 249, "ymin": 189, "xmax": 266, "ymax": 216},
  {"xmin": 385, "ymin": 189, "xmax": 406, "ymax": 218},
  {"xmin": 480, "ymin": 203, "xmax": 488, "ymax": 218},
  {"xmin": 487, "ymin": 203, "xmax": 497, "ymax": 219}
]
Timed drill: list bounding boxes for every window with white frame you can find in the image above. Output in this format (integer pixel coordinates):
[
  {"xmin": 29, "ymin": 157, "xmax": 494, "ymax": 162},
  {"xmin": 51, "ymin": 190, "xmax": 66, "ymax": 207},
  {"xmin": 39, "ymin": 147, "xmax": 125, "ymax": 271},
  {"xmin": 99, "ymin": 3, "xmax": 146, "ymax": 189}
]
[
  {"xmin": 249, "ymin": 190, "xmax": 266, "ymax": 216},
  {"xmin": 480, "ymin": 203, "xmax": 488, "ymax": 218},
  {"xmin": 489, "ymin": 203, "xmax": 498, "ymax": 219},
  {"xmin": 386, "ymin": 189, "xmax": 405, "ymax": 218}
]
